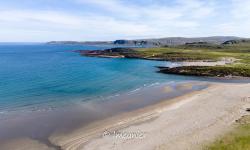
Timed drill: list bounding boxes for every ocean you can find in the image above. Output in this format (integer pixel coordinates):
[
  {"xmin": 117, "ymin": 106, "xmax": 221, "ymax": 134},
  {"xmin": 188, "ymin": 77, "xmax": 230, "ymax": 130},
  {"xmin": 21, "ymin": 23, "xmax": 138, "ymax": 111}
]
[
  {"xmin": 1, "ymin": 43, "xmax": 249, "ymax": 149},
  {"xmin": 0, "ymin": 43, "xmax": 195, "ymax": 115},
  {"xmin": 0, "ymin": 43, "xmax": 208, "ymax": 145}
]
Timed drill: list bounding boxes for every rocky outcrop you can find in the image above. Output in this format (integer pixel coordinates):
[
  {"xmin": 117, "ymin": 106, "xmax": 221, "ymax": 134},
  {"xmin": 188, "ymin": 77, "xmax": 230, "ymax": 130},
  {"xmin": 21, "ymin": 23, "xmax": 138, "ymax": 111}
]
[
  {"xmin": 74, "ymin": 48, "xmax": 141, "ymax": 58},
  {"xmin": 222, "ymin": 39, "xmax": 250, "ymax": 45},
  {"xmin": 157, "ymin": 66, "xmax": 250, "ymax": 77}
]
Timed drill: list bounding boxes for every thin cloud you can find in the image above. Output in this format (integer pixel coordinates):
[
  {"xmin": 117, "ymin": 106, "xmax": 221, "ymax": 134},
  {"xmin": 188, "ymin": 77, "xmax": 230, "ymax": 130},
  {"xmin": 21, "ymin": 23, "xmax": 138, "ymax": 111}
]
[{"xmin": 0, "ymin": 0, "xmax": 249, "ymax": 42}]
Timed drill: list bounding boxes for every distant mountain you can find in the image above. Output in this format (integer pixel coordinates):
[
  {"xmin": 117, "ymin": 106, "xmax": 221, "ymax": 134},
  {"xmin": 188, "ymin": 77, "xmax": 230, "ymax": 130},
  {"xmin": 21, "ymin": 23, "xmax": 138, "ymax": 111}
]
[
  {"xmin": 115, "ymin": 36, "xmax": 243, "ymax": 46},
  {"xmin": 47, "ymin": 36, "xmax": 243, "ymax": 46}
]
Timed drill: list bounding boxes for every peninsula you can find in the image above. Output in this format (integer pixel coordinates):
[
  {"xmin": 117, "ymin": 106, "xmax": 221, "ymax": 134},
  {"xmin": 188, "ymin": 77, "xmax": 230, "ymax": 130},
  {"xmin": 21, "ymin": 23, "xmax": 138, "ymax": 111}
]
[{"xmin": 75, "ymin": 39, "xmax": 250, "ymax": 78}]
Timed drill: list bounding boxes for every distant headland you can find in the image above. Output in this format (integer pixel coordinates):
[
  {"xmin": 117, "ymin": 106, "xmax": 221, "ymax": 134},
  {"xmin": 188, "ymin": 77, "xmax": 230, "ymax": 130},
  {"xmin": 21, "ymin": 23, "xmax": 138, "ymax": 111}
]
[{"xmin": 47, "ymin": 36, "xmax": 243, "ymax": 46}]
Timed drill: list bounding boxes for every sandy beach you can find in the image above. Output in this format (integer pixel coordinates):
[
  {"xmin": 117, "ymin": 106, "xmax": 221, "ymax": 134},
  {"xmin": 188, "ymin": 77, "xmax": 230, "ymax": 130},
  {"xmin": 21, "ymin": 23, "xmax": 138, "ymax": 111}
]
[
  {"xmin": 2, "ymin": 0, "xmax": 250, "ymax": 149},
  {"xmin": 1, "ymin": 82, "xmax": 249, "ymax": 150},
  {"xmin": 38, "ymin": 82, "xmax": 249, "ymax": 150}
]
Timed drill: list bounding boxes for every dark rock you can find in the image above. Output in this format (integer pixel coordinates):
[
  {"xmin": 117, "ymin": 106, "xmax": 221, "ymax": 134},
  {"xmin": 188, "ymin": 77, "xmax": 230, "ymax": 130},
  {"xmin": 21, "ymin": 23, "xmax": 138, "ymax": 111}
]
[
  {"xmin": 185, "ymin": 42, "xmax": 209, "ymax": 45},
  {"xmin": 157, "ymin": 66, "xmax": 250, "ymax": 77},
  {"xmin": 74, "ymin": 48, "xmax": 140, "ymax": 58},
  {"xmin": 114, "ymin": 40, "xmax": 128, "ymax": 45},
  {"xmin": 222, "ymin": 40, "xmax": 239, "ymax": 45}
]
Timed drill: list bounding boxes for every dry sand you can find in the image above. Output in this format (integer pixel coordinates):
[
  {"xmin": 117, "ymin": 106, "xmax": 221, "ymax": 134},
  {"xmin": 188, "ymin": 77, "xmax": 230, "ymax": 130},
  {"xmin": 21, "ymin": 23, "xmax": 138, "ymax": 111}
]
[
  {"xmin": 48, "ymin": 82, "xmax": 250, "ymax": 150},
  {"xmin": 171, "ymin": 57, "xmax": 237, "ymax": 67}
]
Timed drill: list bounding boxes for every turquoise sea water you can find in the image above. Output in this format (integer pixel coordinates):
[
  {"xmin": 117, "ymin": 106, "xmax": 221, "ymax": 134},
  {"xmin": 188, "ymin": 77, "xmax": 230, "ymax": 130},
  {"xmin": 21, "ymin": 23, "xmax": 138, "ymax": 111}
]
[{"xmin": 0, "ymin": 43, "xmax": 194, "ymax": 115}]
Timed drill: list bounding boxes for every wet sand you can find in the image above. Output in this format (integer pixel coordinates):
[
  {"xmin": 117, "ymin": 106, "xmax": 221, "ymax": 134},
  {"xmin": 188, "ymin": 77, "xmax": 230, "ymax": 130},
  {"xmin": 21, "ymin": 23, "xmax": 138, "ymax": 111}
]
[
  {"xmin": 2, "ymin": 81, "xmax": 249, "ymax": 150},
  {"xmin": 0, "ymin": 81, "xmax": 208, "ymax": 150},
  {"xmin": 50, "ymin": 82, "xmax": 250, "ymax": 150}
]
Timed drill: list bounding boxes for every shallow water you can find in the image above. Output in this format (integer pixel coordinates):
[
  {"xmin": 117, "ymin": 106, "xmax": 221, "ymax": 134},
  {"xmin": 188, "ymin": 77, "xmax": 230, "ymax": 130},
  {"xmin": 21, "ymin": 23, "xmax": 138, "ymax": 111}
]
[
  {"xmin": 0, "ymin": 81, "xmax": 208, "ymax": 147},
  {"xmin": 0, "ymin": 43, "xmax": 197, "ymax": 115},
  {"xmin": 0, "ymin": 43, "xmax": 248, "ymax": 148}
]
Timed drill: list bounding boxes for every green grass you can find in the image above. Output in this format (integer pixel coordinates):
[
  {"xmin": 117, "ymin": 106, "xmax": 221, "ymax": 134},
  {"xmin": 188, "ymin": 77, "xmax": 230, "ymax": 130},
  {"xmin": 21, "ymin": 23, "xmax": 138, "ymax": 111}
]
[
  {"xmin": 135, "ymin": 41, "xmax": 250, "ymax": 77},
  {"xmin": 205, "ymin": 116, "xmax": 250, "ymax": 150},
  {"xmin": 135, "ymin": 41, "xmax": 250, "ymax": 67}
]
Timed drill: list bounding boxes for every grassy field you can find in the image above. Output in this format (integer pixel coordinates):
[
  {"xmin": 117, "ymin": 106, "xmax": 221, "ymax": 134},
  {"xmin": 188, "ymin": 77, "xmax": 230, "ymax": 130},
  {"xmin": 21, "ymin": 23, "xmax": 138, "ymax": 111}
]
[
  {"xmin": 205, "ymin": 115, "xmax": 250, "ymax": 150},
  {"xmin": 136, "ymin": 40, "xmax": 250, "ymax": 66},
  {"xmin": 135, "ymin": 40, "xmax": 250, "ymax": 77}
]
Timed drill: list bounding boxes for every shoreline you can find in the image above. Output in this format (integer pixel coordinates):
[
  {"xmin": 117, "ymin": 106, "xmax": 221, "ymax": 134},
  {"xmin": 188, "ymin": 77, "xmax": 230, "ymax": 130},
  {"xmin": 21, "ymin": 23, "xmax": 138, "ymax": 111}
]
[
  {"xmin": 49, "ymin": 82, "xmax": 250, "ymax": 150},
  {"xmin": 0, "ymin": 81, "xmax": 208, "ymax": 150},
  {"xmin": 49, "ymin": 82, "xmax": 211, "ymax": 148},
  {"xmin": 1, "ymin": 81, "xmax": 249, "ymax": 150}
]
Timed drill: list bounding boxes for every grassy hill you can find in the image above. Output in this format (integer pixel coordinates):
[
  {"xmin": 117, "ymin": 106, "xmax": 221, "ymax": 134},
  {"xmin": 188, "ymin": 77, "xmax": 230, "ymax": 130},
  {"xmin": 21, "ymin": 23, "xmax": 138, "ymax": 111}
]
[
  {"xmin": 136, "ymin": 40, "xmax": 250, "ymax": 65},
  {"xmin": 48, "ymin": 36, "xmax": 242, "ymax": 46}
]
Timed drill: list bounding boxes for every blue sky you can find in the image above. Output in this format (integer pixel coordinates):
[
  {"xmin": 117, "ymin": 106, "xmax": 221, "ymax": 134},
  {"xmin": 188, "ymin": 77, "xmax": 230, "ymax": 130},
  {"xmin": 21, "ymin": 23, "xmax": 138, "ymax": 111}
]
[{"xmin": 0, "ymin": 0, "xmax": 250, "ymax": 42}]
